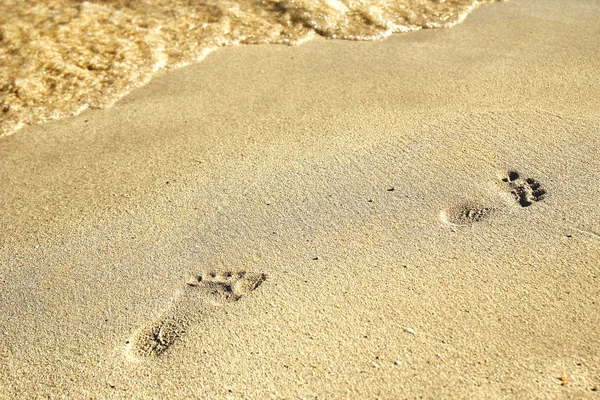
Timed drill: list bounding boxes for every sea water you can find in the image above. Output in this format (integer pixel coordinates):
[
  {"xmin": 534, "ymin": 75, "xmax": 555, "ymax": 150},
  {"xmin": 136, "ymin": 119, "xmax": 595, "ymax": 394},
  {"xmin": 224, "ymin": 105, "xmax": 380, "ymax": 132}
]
[{"xmin": 0, "ymin": 0, "xmax": 497, "ymax": 136}]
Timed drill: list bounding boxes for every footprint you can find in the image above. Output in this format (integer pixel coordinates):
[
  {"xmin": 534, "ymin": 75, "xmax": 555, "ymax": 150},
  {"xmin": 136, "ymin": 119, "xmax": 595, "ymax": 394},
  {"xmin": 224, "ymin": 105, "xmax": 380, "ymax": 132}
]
[
  {"xmin": 440, "ymin": 202, "xmax": 493, "ymax": 226},
  {"xmin": 501, "ymin": 170, "xmax": 546, "ymax": 207},
  {"xmin": 126, "ymin": 271, "xmax": 266, "ymax": 359},
  {"xmin": 440, "ymin": 170, "xmax": 546, "ymax": 225}
]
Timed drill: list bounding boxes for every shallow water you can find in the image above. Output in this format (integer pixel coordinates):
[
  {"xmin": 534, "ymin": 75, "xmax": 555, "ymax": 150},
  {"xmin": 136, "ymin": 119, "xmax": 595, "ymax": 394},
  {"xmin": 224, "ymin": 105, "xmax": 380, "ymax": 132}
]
[{"xmin": 0, "ymin": 0, "xmax": 497, "ymax": 136}]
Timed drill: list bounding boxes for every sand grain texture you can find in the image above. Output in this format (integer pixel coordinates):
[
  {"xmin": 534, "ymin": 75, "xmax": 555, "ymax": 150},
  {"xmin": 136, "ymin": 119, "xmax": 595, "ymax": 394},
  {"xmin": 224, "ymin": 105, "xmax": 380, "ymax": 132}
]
[{"xmin": 0, "ymin": 0, "xmax": 599, "ymax": 398}]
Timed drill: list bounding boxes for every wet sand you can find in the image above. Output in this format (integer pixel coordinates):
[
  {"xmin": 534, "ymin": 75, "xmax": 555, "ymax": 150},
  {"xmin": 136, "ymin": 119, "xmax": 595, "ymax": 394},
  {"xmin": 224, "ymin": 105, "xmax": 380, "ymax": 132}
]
[{"xmin": 1, "ymin": 0, "xmax": 599, "ymax": 398}]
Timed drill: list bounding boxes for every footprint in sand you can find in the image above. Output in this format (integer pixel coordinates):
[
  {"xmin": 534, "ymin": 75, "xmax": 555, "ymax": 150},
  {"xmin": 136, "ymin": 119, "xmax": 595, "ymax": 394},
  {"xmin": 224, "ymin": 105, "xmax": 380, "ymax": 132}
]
[
  {"xmin": 439, "ymin": 202, "xmax": 494, "ymax": 226},
  {"xmin": 126, "ymin": 271, "xmax": 266, "ymax": 359},
  {"xmin": 440, "ymin": 170, "xmax": 547, "ymax": 226},
  {"xmin": 501, "ymin": 170, "xmax": 546, "ymax": 207}
]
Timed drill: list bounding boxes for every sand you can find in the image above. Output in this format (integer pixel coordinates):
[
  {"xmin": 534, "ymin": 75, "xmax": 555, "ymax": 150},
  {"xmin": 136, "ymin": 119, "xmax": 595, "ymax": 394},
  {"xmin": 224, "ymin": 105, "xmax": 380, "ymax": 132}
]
[{"xmin": 1, "ymin": 0, "xmax": 599, "ymax": 398}]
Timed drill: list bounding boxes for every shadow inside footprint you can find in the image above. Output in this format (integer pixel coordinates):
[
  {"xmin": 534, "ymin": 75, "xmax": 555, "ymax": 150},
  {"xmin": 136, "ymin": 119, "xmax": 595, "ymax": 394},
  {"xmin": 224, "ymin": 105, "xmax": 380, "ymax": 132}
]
[
  {"xmin": 440, "ymin": 202, "xmax": 493, "ymax": 226},
  {"xmin": 502, "ymin": 171, "xmax": 546, "ymax": 207},
  {"xmin": 187, "ymin": 271, "xmax": 266, "ymax": 301},
  {"xmin": 127, "ymin": 271, "xmax": 266, "ymax": 359}
]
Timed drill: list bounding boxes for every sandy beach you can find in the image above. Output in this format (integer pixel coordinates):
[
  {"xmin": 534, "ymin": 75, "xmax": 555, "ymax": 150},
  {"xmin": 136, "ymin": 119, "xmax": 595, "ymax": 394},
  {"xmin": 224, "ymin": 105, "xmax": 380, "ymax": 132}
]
[{"xmin": 1, "ymin": 0, "xmax": 599, "ymax": 398}]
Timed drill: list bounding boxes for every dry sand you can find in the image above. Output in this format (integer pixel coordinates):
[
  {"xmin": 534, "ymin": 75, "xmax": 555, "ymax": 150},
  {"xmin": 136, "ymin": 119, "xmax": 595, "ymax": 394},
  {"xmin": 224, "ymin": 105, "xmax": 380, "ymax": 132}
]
[{"xmin": 1, "ymin": 0, "xmax": 599, "ymax": 398}]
